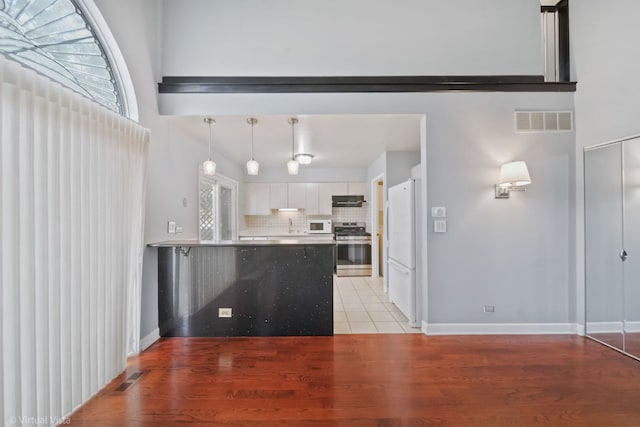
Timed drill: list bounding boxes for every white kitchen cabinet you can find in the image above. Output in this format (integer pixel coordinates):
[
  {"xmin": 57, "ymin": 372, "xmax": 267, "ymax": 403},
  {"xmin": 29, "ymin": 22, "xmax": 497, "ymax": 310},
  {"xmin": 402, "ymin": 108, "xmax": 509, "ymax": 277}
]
[
  {"xmin": 244, "ymin": 183, "xmax": 271, "ymax": 215},
  {"xmin": 288, "ymin": 183, "xmax": 307, "ymax": 209},
  {"xmin": 348, "ymin": 182, "xmax": 369, "ymax": 202},
  {"xmin": 318, "ymin": 182, "xmax": 348, "ymax": 215},
  {"xmin": 305, "ymin": 183, "xmax": 319, "ymax": 214},
  {"xmin": 269, "ymin": 183, "xmax": 288, "ymax": 209},
  {"xmin": 247, "ymin": 181, "xmax": 365, "ymax": 214}
]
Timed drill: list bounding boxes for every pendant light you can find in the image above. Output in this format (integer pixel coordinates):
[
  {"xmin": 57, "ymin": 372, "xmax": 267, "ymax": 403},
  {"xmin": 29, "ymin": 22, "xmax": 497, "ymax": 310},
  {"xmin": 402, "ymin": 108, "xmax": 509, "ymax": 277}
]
[
  {"xmin": 202, "ymin": 117, "xmax": 216, "ymax": 175},
  {"xmin": 287, "ymin": 117, "xmax": 299, "ymax": 175},
  {"xmin": 246, "ymin": 117, "xmax": 259, "ymax": 175}
]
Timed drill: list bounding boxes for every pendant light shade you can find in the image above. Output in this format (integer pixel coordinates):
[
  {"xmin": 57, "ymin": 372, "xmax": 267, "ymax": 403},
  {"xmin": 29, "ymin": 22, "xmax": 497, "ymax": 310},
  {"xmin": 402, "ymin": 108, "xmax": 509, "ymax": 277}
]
[
  {"xmin": 202, "ymin": 117, "xmax": 216, "ymax": 176},
  {"xmin": 247, "ymin": 159, "xmax": 259, "ymax": 175},
  {"xmin": 287, "ymin": 117, "xmax": 299, "ymax": 175},
  {"xmin": 203, "ymin": 159, "xmax": 216, "ymax": 175},
  {"xmin": 287, "ymin": 159, "xmax": 299, "ymax": 175},
  {"xmin": 246, "ymin": 117, "xmax": 259, "ymax": 175}
]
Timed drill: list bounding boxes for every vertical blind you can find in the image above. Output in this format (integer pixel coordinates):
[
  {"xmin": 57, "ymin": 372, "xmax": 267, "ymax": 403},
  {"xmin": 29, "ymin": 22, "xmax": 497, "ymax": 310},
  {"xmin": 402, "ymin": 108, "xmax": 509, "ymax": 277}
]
[{"xmin": 0, "ymin": 54, "xmax": 149, "ymax": 425}]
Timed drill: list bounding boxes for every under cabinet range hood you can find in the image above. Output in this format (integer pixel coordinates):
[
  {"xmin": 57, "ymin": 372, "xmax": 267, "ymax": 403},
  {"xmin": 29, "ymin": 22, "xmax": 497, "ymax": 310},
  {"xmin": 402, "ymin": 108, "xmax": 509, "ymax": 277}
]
[{"xmin": 332, "ymin": 195, "xmax": 366, "ymax": 207}]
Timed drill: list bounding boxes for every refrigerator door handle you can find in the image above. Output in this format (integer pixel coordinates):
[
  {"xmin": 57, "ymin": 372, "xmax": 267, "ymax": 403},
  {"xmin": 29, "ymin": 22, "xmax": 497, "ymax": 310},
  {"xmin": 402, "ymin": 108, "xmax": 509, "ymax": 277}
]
[
  {"xmin": 385, "ymin": 204, "xmax": 389, "ymax": 243},
  {"xmin": 388, "ymin": 259, "xmax": 409, "ymax": 275}
]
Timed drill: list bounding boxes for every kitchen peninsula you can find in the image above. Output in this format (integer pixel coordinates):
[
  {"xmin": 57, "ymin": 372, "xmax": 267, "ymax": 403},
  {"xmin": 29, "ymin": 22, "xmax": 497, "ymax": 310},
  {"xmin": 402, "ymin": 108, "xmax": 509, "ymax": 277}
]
[{"xmin": 148, "ymin": 239, "xmax": 334, "ymax": 337}]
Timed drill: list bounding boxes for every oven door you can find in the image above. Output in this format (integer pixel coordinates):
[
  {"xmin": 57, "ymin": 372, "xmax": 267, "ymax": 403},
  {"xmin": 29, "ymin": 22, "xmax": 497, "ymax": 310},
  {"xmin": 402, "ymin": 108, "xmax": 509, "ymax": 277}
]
[{"xmin": 335, "ymin": 241, "xmax": 372, "ymax": 277}]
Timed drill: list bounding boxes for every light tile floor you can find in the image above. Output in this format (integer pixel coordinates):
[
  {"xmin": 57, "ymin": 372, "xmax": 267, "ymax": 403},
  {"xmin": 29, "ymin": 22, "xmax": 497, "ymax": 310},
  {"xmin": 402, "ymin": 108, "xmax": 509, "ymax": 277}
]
[{"xmin": 333, "ymin": 275, "xmax": 422, "ymax": 334}]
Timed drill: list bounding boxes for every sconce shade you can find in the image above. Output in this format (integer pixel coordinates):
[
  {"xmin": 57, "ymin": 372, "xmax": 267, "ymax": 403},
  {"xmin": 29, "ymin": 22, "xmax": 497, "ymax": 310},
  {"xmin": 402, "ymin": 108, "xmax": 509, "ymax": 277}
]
[
  {"xmin": 287, "ymin": 159, "xmax": 299, "ymax": 175},
  {"xmin": 498, "ymin": 161, "xmax": 531, "ymax": 187},
  {"xmin": 246, "ymin": 159, "xmax": 259, "ymax": 175},
  {"xmin": 203, "ymin": 159, "xmax": 216, "ymax": 176}
]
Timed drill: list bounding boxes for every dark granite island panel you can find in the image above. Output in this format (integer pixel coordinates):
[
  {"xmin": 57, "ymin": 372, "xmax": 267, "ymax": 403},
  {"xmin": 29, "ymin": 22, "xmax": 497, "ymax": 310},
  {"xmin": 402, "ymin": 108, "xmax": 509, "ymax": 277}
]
[{"xmin": 151, "ymin": 241, "xmax": 334, "ymax": 337}]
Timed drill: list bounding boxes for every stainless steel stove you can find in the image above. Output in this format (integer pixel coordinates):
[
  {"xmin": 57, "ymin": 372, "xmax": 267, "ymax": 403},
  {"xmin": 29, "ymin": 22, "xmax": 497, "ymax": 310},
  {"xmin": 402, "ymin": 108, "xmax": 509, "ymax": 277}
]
[{"xmin": 334, "ymin": 222, "xmax": 372, "ymax": 277}]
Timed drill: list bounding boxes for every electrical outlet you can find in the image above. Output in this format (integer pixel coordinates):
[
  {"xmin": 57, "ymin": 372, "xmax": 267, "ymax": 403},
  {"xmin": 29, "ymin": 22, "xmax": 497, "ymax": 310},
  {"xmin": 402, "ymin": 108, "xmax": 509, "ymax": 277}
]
[
  {"xmin": 175, "ymin": 226, "xmax": 183, "ymax": 233},
  {"xmin": 167, "ymin": 221, "xmax": 176, "ymax": 234},
  {"xmin": 483, "ymin": 305, "xmax": 495, "ymax": 313},
  {"xmin": 218, "ymin": 308, "xmax": 232, "ymax": 318}
]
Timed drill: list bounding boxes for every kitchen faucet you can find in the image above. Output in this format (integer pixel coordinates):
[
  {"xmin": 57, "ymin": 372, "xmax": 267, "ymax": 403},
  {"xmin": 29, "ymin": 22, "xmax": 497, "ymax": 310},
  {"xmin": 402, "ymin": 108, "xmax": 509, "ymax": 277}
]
[{"xmin": 288, "ymin": 218, "xmax": 293, "ymax": 233}]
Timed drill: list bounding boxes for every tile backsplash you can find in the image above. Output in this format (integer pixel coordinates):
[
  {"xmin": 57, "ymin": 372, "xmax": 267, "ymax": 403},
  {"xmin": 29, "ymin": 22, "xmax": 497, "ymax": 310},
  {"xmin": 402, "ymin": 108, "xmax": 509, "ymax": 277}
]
[{"xmin": 245, "ymin": 206, "xmax": 371, "ymax": 231}]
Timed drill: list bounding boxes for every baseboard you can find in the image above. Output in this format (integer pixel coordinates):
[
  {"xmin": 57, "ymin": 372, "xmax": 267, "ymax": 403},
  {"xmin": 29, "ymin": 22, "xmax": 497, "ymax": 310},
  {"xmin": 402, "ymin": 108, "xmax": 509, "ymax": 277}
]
[
  {"xmin": 586, "ymin": 321, "xmax": 640, "ymax": 334},
  {"xmin": 423, "ymin": 322, "xmax": 578, "ymax": 335},
  {"xmin": 140, "ymin": 328, "xmax": 160, "ymax": 351},
  {"xmin": 586, "ymin": 321, "xmax": 623, "ymax": 334},
  {"xmin": 625, "ymin": 321, "xmax": 640, "ymax": 333}
]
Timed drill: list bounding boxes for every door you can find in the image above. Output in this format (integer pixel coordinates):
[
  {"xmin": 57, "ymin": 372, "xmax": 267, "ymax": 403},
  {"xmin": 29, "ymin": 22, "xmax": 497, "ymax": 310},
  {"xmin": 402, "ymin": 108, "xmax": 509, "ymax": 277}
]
[
  {"xmin": 377, "ymin": 180, "xmax": 384, "ymax": 277},
  {"xmin": 623, "ymin": 138, "xmax": 640, "ymax": 356},
  {"xmin": 585, "ymin": 143, "xmax": 624, "ymax": 350},
  {"xmin": 335, "ymin": 241, "xmax": 372, "ymax": 274},
  {"xmin": 217, "ymin": 182, "xmax": 234, "ymax": 240},
  {"xmin": 388, "ymin": 180, "xmax": 415, "ymax": 268},
  {"xmin": 388, "ymin": 258, "xmax": 416, "ymax": 325},
  {"xmin": 199, "ymin": 172, "xmax": 238, "ymax": 240}
]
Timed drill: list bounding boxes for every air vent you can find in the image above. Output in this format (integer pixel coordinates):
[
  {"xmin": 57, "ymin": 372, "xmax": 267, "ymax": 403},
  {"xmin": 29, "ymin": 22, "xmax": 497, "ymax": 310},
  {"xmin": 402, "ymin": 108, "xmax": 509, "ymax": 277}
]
[{"xmin": 515, "ymin": 111, "xmax": 573, "ymax": 132}]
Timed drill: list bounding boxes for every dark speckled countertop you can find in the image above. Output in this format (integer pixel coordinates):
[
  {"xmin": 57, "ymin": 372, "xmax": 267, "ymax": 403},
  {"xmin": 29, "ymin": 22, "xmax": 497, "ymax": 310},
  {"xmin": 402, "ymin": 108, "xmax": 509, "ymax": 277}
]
[{"xmin": 148, "ymin": 239, "xmax": 336, "ymax": 247}]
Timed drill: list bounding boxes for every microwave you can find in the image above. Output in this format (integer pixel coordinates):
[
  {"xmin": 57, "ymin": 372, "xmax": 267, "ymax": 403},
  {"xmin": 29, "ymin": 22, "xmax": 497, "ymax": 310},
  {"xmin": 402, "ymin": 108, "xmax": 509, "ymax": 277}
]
[{"xmin": 307, "ymin": 219, "xmax": 332, "ymax": 234}]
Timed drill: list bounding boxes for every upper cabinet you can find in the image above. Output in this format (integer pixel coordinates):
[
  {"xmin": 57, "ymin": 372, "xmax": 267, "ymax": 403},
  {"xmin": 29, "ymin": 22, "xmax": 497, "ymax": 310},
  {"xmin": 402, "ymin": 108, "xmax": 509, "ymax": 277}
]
[
  {"xmin": 269, "ymin": 183, "xmax": 288, "ymax": 209},
  {"xmin": 305, "ymin": 183, "xmax": 319, "ymax": 214},
  {"xmin": 269, "ymin": 183, "xmax": 311, "ymax": 210},
  {"xmin": 244, "ymin": 183, "xmax": 271, "ymax": 215},
  {"xmin": 244, "ymin": 181, "xmax": 368, "ymax": 215},
  {"xmin": 288, "ymin": 183, "xmax": 307, "ymax": 209}
]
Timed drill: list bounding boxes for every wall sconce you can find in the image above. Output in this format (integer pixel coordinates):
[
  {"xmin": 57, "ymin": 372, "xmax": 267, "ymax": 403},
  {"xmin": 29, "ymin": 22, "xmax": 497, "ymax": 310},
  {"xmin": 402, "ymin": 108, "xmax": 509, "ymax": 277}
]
[{"xmin": 495, "ymin": 160, "xmax": 531, "ymax": 198}]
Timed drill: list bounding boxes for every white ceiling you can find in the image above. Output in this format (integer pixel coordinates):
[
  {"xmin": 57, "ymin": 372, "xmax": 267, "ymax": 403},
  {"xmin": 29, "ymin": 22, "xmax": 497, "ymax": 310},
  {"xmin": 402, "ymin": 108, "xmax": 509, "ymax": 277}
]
[{"xmin": 185, "ymin": 114, "xmax": 422, "ymax": 169}]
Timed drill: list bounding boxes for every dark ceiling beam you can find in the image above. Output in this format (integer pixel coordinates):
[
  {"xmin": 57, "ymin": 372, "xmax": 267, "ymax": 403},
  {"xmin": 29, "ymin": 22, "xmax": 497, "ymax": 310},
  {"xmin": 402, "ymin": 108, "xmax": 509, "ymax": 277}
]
[{"xmin": 158, "ymin": 75, "xmax": 576, "ymax": 94}]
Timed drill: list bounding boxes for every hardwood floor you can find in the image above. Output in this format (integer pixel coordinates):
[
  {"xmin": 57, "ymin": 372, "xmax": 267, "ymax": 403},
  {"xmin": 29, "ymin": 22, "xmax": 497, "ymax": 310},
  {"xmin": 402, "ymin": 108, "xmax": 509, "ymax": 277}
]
[{"xmin": 69, "ymin": 335, "xmax": 640, "ymax": 426}]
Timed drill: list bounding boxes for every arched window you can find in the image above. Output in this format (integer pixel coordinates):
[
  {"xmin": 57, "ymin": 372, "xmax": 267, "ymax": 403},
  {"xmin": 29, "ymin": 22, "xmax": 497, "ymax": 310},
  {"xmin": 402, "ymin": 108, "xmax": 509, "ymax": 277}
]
[{"xmin": 0, "ymin": 0, "xmax": 137, "ymax": 119}]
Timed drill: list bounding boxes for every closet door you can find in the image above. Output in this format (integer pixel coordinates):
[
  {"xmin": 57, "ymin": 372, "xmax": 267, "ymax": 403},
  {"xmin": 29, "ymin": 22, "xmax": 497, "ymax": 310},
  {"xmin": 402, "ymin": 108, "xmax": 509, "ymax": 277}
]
[
  {"xmin": 623, "ymin": 137, "xmax": 640, "ymax": 357},
  {"xmin": 584, "ymin": 144, "xmax": 624, "ymax": 351}
]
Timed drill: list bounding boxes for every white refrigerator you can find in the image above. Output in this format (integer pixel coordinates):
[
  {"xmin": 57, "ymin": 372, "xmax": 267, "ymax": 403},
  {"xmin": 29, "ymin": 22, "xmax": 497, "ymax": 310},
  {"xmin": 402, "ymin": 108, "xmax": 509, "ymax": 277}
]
[{"xmin": 387, "ymin": 179, "xmax": 422, "ymax": 327}]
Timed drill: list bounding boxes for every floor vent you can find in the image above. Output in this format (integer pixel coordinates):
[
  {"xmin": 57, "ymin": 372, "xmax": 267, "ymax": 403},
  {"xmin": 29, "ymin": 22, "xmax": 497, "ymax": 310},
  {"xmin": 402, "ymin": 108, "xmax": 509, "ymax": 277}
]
[
  {"xmin": 115, "ymin": 382, "xmax": 132, "ymax": 392},
  {"xmin": 128, "ymin": 372, "xmax": 144, "ymax": 380},
  {"xmin": 515, "ymin": 111, "xmax": 573, "ymax": 132}
]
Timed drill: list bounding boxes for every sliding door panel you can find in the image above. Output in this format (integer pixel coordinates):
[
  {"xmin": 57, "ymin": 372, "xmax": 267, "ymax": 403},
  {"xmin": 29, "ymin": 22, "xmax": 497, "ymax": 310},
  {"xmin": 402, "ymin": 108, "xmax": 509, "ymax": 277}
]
[
  {"xmin": 623, "ymin": 137, "xmax": 640, "ymax": 357},
  {"xmin": 585, "ymin": 144, "xmax": 624, "ymax": 350}
]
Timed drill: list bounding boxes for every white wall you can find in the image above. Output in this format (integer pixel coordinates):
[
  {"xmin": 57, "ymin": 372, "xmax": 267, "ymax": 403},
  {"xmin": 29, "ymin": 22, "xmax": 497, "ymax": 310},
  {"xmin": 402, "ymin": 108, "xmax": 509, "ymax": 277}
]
[
  {"xmin": 425, "ymin": 94, "xmax": 574, "ymax": 325},
  {"xmin": 386, "ymin": 151, "xmax": 420, "ymax": 188},
  {"xmin": 161, "ymin": 0, "xmax": 543, "ymax": 76},
  {"xmin": 570, "ymin": 0, "xmax": 640, "ymax": 329},
  {"xmin": 97, "ymin": 0, "xmax": 576, "ymax": 338},
  {"xmin": 367, "ymin": 152, "xmax": 387, "ymax": 182},
  {"xmin": 94, "ymin": 0, "xmax": 245, "ymax": 341}
]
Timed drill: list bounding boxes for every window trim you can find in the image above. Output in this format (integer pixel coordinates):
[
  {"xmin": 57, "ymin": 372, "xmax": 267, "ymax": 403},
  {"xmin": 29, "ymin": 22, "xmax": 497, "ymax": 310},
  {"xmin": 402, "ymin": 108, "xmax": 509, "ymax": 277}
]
[{"xmin": 75, "ymin": 0, "xmax": 138, "ymax": 121}]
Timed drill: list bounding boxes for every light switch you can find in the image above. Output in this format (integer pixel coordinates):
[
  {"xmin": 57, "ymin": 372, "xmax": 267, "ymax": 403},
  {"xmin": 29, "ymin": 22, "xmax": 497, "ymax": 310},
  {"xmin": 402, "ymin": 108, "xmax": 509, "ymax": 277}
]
[
  {"xmin": 431, "ymin": 206, "xmax": 446, "ymax": 218},
  {"xmin": 434, "ymin": 220, "xmax": 447, "ymax": 233},
  {"xmin": 167, "ymin": 221, "xmax": 176, "ymax": 234}
]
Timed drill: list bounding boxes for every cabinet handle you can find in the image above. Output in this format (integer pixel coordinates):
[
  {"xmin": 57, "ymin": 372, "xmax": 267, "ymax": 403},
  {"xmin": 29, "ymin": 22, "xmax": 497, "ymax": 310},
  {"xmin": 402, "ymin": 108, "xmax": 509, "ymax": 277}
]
[{"xmin": 620, "ymin": 249, "xmax": 629, "ymax": 262}]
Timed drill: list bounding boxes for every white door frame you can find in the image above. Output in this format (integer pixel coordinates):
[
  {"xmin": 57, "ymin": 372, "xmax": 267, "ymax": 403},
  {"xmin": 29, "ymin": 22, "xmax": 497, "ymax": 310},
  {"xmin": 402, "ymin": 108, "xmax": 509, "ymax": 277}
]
[{"xmin": 370, "ymin": 173, "xmax": 386, "ymax": 284}]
